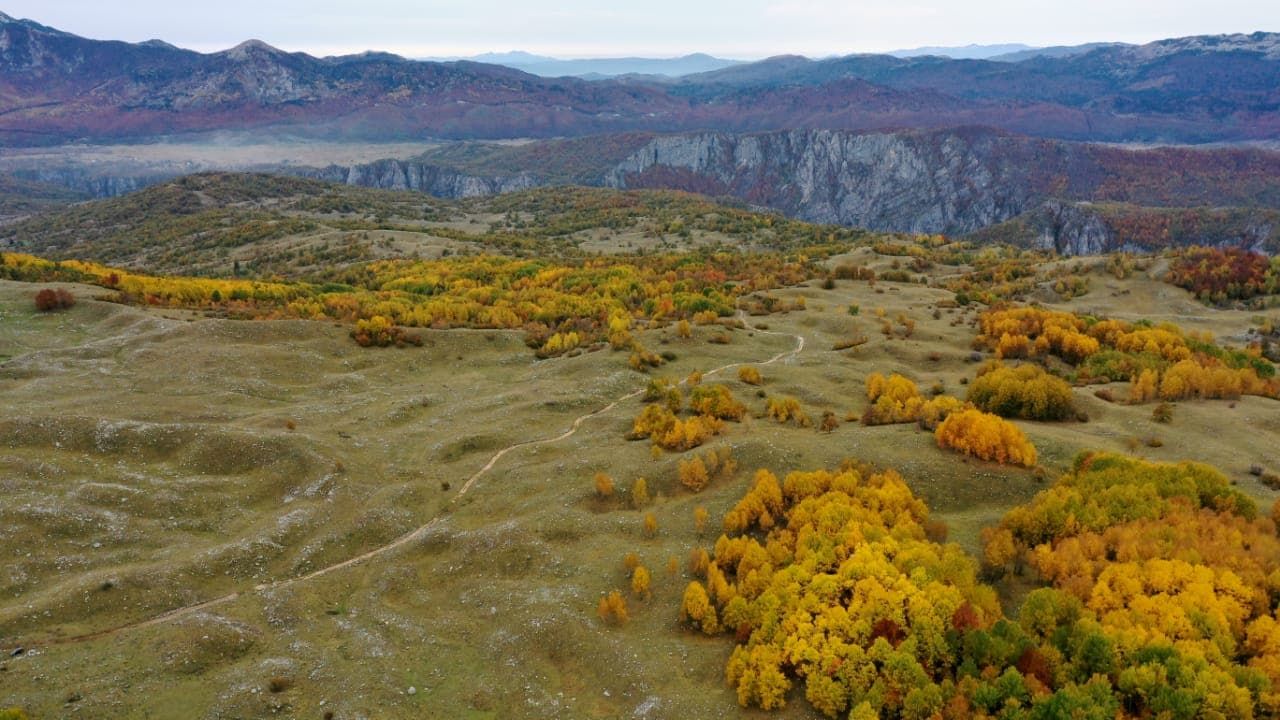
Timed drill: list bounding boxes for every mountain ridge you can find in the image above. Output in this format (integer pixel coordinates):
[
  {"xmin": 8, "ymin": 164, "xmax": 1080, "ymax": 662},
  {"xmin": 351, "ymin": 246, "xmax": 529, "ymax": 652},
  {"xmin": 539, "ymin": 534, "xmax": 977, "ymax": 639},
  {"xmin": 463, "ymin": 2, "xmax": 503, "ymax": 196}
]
[{"xmin": 1, "ymin": 14, "xmax": 1278, "ymax": 145}]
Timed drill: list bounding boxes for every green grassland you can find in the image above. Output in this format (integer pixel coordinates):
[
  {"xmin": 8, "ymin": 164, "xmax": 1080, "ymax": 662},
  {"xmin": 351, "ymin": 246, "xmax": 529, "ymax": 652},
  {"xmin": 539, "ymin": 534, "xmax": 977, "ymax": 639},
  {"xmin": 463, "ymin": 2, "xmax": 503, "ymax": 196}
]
[{"xmin": 2, "ymin": 179, "xmax": 1280, "ymax": 718}]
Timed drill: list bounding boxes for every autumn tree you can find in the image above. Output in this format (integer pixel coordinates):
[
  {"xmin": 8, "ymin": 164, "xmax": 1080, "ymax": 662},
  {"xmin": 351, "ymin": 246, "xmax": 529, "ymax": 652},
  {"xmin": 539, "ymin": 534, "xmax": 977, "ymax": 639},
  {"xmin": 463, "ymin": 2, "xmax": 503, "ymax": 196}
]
[
  {"xmin": 694, "ymin": 506, "xmax": 709, "ymax": 534},
  {"xmin": 680, "ymin": 581, "xmax": 719, "ymax": 634},
  {"xmin": 632, "ymin": 565, "xmax": 651, "ymax": 598},
  {"xmin": 643, "ymin": 512, "xmax": 658, "ymax": 538},
  {"xmin": 597, "ymin": 590, "xmax": 628, "ymax": 625},
  {"xmin": 679, "ymin": 456, "xmax": 710, "ymax": 492},
  {"xmin": 593, "ymin": 472, "xmax": 615, "ymax": 499},
  {"xmin": 631, "ymin": 478, "xmax": 650, "ymax": 508}
]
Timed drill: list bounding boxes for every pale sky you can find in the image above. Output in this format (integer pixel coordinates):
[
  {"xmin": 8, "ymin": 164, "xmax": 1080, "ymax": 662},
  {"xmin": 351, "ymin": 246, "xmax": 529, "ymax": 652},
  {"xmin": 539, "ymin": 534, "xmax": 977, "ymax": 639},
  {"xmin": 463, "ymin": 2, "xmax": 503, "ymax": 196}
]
[{"xmin": 7, "ymin": 0, "xmax": 1277, "ymax": 59}]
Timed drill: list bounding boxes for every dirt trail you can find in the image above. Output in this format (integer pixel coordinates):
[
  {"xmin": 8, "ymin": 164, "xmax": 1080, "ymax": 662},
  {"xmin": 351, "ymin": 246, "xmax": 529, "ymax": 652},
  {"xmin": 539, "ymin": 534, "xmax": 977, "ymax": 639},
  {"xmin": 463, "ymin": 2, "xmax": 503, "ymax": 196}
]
[{"xmin": 39, "ymin": 313, "xmax": 804, "ymax": 646}]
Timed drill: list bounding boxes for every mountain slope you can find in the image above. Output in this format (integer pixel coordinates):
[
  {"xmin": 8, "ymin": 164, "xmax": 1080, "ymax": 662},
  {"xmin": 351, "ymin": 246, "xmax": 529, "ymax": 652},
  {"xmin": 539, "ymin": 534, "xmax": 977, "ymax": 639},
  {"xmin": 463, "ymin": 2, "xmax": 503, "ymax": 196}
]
[
  {"xmin": 1, "ymin": 13, "xmax": 1278, "ymax": 144},
  {"xmin": 305, "ymin": 128, "xmax": 1280, "ymax": 236},
  {"xmin": 968, "ymin": 201, "xmax": 1280, "ymax": 255},
  {"xmin": 6, "ymin": 127, "xmax": 1280, "ymax": 247},
  {"xmin": 601, "ymin": 128, "xmax": 1280, "ymax": 234}
]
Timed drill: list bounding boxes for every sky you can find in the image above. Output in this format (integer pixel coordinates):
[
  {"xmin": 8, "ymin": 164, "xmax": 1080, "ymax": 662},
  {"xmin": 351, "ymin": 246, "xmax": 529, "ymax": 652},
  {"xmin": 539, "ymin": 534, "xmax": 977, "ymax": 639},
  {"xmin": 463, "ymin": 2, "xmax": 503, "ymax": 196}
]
[{"xmin": 6, "ymin": 0, "xmax": 1278, "ymax": 59}]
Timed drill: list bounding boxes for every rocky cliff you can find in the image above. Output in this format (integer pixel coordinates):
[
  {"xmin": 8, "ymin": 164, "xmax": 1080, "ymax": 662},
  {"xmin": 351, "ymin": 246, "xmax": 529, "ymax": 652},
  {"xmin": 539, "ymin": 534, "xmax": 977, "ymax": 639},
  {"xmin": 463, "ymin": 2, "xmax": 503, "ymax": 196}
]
[
  {"xmin": 601, "ymin": 129, "xmax": 1280, "ymax": 237},
  {"xmin": 8, "ymin": 127, "xmax": 1280, "ymax": 255},
  {"xmin": 300, "ymin": 160, "xmax": 540, "ymax": 198},
  {"xmin": 603, "ymin": 129, "xmax": 1043, "ymax": 233},
  {"xmin": 970, "ymin": 201, "xmax": 1280, "ymax": 255}
]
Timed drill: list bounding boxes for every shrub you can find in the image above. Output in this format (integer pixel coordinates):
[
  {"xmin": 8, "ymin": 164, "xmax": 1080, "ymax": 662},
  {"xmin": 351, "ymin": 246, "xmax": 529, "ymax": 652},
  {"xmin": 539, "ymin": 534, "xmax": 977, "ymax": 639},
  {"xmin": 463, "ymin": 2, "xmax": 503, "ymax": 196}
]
[
  {"xmin": 643, "ymin": 378, "xmax": 683, "ymax": 411},
  {"xmin": 1151, "ymin": 402, "xmax": 1174, "ymax": 424},
  {"xmin": 34, "ymin": 287, "xmax": 75, "ymax": 311},
  {"xmin": 832, "ymin": 334, "xmax": 870, "ymax": 351},
  {"xmin": 689, "ymin": 384, "xmax": 746, "ymax": 421},
  {"xmin": 352, "ymin": 315, "xmax": 421, "ymax": 347},
  {"xmin": 737, "ymin": 366, "xmax": 764, "ymax": 385}
]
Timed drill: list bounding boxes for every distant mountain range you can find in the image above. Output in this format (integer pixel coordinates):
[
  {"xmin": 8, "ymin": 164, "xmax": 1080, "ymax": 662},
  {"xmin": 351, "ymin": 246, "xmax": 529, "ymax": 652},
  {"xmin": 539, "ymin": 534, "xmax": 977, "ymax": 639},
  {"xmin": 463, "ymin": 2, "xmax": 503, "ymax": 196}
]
[
  {"xmin": 425, "ymin": 43, "xmax": 1121, "ymax": 78},
  {"xmin": 1, "ymin": 11, "xmax": 1278, "ymax": 146},
  {"xmin": 888, "ymin": 43, "xmax": 1039, "ymax": 59},
  {"xmin": 419, "ymin": 51, "xmax": 743, "ymax": 78}
]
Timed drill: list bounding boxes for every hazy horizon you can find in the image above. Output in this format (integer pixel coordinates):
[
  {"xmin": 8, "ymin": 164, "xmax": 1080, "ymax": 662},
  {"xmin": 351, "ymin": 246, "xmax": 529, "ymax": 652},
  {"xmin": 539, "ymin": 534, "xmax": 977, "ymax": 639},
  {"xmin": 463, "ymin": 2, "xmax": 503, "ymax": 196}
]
[{"xmin": 3, "ymin": 1, "xmax": 1277, "ymax": 60}]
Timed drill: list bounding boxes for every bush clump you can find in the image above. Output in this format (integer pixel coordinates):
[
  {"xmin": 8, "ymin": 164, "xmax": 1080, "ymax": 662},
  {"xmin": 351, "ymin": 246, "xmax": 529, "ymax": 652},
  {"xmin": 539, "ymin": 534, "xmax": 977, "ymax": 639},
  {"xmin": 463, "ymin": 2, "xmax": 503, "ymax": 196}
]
[
  {"xmin": 34, "ymin": 287, "xmax": 75, "ymax": 311},
  {"xmin": 967, "ymin": 362, "xmax": 1076, "ymax": 421}
]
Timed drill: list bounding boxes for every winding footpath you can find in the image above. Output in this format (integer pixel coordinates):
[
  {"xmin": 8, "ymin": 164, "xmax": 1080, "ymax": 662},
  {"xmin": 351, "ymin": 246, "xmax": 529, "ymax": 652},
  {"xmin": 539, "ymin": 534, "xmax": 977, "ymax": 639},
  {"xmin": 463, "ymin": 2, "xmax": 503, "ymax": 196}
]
[{"xmin": 39, "ymin": 313, "xmax": 805, "ymax": 646}]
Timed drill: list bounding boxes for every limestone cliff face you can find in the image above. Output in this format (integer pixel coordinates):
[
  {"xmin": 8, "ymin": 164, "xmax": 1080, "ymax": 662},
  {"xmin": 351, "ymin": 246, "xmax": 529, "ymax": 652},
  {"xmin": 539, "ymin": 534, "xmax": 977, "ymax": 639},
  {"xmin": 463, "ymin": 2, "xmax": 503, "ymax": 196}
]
[
  {"xmin": 973, "ymin": 201, "xmax": 1280, "ymax": 256},
  {"xmin": 8, "ymin": 168, "xmax": 164, "ymax": 199},
  {"xmin": 302, "ymin": 160, "xmax": 539, "ymax": 198},
  {"xmin": 1030, "ymin": 202, "xmax": 1115, "ymax": 256},
  {"xmin": 603, "ymin": 129, "xmax": 1047, "ymax": 234}
]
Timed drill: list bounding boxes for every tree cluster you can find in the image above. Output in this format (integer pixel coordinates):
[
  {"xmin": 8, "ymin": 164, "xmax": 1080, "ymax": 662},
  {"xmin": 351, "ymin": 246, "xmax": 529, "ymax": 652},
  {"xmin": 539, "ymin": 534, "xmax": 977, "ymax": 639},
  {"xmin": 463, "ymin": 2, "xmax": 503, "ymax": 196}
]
[
  {"xmin": 765, "ymin": 396, "xmax": 811, "ymax": 427},
  {"xmin": 935, "ymin": 409, "xmax": 1038, "ymax": 467},
  {"xmin": 981, "ymin": 452, "xmax": 1280, "ymax": 716},
  {"xmin": 1167, "ymin": 246, "xmax": 1280, "ymax": 306},
  {"xmin": 967, "ymin": 362, "xmax": 1077, "ymax": 421},
  {"xmin": 678, "ymin": 446, "xmax": 737, "ymax": 493},
  {"xmin": 975, "ymin": 307, "xmax": 1279, "ymax": 403},
  {"xmin": 682, "ymin": 453, "xmax": 1280, "ymax": 718}
]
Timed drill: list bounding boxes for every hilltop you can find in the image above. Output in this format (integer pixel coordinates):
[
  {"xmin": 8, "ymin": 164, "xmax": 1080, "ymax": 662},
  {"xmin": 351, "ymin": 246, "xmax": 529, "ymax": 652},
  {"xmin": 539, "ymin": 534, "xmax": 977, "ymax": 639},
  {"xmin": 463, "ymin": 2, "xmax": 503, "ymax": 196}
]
[{"xmin": 0, "ymin": 174, "xmax": 879, "ymax": 277}]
